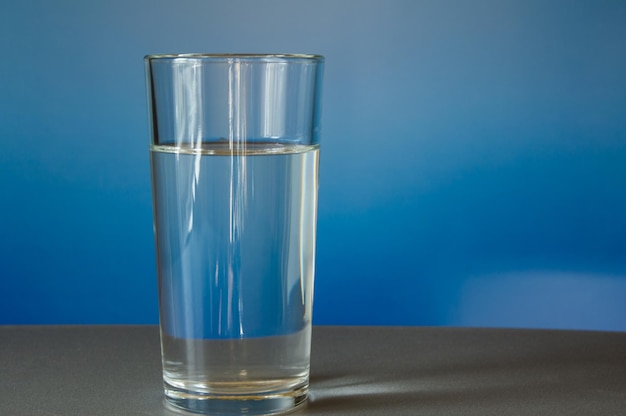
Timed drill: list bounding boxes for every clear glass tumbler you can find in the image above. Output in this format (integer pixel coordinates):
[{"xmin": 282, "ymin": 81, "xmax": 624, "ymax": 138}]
[{"xmin": 145, "ymin": 54, "xmax": 324, "ymax": 415}]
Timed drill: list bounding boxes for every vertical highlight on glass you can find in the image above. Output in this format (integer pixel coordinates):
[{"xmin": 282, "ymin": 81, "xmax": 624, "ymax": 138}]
[{"xmin": 145, "ymin": 54, "xmax": 324, "ymax": 415}]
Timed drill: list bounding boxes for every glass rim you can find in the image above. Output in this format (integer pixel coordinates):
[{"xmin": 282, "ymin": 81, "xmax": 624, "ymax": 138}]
[{"xmin": 145, "ymin": 53, "xmax": 324, "ymax": 63}]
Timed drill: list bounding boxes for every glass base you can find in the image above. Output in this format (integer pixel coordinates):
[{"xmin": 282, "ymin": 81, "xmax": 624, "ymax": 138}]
[{"xmin": 163, "ymin": 382, "xmax": 309, "ymax": 415}]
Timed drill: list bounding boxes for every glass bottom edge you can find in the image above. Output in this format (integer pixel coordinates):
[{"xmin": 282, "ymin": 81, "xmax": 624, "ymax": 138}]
[{"xmin": 163, "ymin": 382, "xmax": 309, "ymax": 415}]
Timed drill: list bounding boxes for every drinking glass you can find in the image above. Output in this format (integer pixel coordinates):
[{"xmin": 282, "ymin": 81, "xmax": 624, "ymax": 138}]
[{"xmin": 145, "ymin": 54, "xmax": 324, "ymax": 415}]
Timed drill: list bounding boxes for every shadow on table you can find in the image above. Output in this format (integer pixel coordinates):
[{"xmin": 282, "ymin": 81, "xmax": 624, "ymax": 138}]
[{"xmin": 306, "ymin": 327, "xmax": 626, "ymax": 415}]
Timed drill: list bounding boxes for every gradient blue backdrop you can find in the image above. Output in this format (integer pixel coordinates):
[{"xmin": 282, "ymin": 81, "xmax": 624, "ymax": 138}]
[{"xmin": 1, "ymin": 0, "xmax": 625, "ymax": 330}]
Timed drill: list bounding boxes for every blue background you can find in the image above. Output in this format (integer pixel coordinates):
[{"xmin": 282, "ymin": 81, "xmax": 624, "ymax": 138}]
[{"xmin": 1, "ymin": 0, "xmax": 625, "ymax": 330}]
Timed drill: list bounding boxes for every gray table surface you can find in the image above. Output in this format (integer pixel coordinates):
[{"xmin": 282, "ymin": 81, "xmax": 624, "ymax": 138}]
[{"xmin": 1, "ymin": 325, "xmax": 625, "ymax": 415}]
